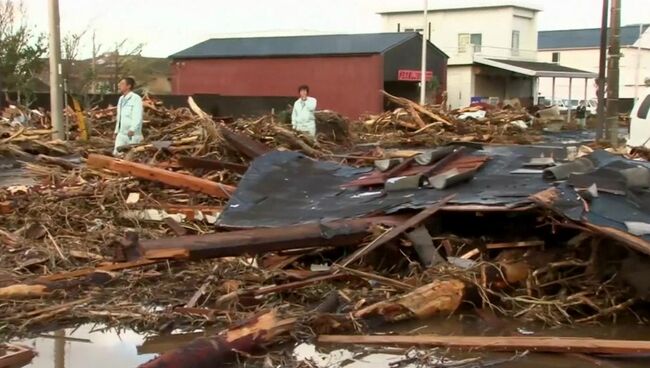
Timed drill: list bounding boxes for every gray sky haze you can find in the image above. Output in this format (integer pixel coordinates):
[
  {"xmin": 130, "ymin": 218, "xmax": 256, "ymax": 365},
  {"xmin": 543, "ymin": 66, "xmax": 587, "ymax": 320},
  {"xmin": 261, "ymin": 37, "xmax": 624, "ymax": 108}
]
[{"xmin": 21, "ymin": 0, "xmax": 650, "ymax": 58}]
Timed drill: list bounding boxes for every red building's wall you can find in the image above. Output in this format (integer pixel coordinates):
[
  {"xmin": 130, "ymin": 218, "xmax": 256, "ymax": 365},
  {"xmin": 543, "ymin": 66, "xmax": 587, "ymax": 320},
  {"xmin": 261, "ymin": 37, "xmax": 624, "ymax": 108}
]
[{"xmin": 171, "ymin": 55, "xmax": 384, "ymax": 119}]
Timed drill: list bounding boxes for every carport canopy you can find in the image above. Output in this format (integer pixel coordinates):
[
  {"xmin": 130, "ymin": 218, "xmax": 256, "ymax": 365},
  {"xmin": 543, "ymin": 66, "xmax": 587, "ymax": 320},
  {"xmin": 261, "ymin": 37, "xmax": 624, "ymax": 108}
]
[
  {"xmin": 475, "ymin": 57, "xmax": 598, "ymax": 120},
  {"xmin": 475, "ymin": 57, "xmax": 597, "ymax": 79}
]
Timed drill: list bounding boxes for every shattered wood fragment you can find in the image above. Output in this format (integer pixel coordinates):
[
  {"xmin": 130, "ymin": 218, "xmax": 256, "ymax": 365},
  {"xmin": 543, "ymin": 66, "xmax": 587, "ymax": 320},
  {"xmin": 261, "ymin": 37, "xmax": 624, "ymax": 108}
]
[
  {"xmin": 0, "ymin": 284, "xmax": 49, "ymax": 299},
  {"xmin": 339, "ymin": 194, "xmax": 455, "ymax": 267},
  {"xmin": 87, "ymin": 154, "xmax": 235, "ymax": 198},
  {"xmin": 353, "ymin": 279, "xmax": 465, "ymax": 322},
  {"xmin": 317, "ymin": 335, "xmax": 650, "ymax": 355},
  {"xmin": 139, "ymin": 311, "xmax": 296, "ymax": 368}
]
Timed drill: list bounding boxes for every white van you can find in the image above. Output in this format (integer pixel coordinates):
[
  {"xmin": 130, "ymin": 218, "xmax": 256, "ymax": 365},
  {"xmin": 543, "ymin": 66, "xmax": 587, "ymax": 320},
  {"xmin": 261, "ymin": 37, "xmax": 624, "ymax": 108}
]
[{"xmin": 627, "ymin": 88, "xmax": 650, "ymax": 147}]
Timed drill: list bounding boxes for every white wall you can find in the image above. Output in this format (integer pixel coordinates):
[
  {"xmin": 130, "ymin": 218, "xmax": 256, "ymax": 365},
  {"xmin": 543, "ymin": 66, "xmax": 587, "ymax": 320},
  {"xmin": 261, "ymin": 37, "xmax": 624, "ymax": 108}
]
[
  {"xmin": 538, "ymin": 47, "xmax": 650, "ymax": 100},
  {"xmin": 447, "ymin": 65, "xmax": 474, "ymax": 108},
  {"xmin": 381, "ymin": 6, "xmax": 538, "ymax": 65}
]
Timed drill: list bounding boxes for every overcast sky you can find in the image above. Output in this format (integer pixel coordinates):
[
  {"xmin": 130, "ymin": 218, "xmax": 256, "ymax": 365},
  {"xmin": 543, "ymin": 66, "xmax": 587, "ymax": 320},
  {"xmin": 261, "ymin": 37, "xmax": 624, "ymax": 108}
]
[{"xmin": 21, "ymin": 0, "xmax": 650, "ymax": 58}]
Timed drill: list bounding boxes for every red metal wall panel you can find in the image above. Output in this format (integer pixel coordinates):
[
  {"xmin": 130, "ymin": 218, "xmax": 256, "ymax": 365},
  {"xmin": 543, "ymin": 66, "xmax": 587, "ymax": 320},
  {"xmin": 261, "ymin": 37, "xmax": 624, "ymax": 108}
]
[{"xmin": 171, "ymin": 55, "xmax": 384, "ymax": 119}]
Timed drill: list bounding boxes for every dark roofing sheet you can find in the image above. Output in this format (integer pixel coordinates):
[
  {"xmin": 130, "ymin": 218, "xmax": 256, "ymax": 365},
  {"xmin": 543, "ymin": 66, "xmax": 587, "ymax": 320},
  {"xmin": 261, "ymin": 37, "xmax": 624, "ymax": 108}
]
[
  {"xmin": 218, "ymin": 147, "xmax": 650, "ymax": 245},
  {"xmin": 170, "ymin": 33, "xmax": 417, "ymax": 59},
  {"xmin": 538, "ymin": 25, "xmax": 649, "ymax": 49}
]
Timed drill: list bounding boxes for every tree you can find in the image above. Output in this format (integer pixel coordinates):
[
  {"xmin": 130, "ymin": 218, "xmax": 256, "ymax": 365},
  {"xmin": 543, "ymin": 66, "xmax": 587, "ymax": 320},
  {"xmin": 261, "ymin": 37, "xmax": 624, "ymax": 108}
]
[
  {"xmin": 0, "ymin": 0, "xmax": 47, "ymax": 105},
  {"xmin": 60, "ymin": 29, "xmax": 144, "ymax": 106}
]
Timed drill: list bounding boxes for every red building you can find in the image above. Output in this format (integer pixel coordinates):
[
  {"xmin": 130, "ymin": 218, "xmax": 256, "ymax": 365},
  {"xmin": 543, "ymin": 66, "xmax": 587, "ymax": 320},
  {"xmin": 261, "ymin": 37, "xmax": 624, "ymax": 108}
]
[{"xmin": 170, "ymin": 33, "xmax": 448, "ymax": 119}]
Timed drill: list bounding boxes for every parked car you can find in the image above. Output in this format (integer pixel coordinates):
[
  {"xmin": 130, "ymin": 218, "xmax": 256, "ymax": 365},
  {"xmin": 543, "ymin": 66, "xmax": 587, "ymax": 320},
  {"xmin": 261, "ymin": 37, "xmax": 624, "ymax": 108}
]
[
  {"xmin": 627, "ymin": 88, "xmax": 650, "ymax": 147},
  {"xmin": 586, "ymin": 99, "xmax": 598, "ymax": 115}
]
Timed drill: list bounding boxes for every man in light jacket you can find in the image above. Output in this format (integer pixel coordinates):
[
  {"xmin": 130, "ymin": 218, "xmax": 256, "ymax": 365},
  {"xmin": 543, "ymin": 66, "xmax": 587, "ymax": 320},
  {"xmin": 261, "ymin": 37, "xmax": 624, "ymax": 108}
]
[
  {"xmin": 113, "ymin": 77, "xmax": 143, "ymax": 155},
  {"xmin": 291, "ymin": 84, "xmax": 317, "ymax": 137}
]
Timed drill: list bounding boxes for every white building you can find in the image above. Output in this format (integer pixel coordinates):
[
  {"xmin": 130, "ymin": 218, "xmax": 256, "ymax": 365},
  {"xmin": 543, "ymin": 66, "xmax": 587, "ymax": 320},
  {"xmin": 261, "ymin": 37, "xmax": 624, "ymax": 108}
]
[
  {"xmin": 378, "ymin": 0, "xmax": 596, "ymax": 108},
  {"xmin": 538, "ymin": 24, "xmax": 650, "ymax": 106}
]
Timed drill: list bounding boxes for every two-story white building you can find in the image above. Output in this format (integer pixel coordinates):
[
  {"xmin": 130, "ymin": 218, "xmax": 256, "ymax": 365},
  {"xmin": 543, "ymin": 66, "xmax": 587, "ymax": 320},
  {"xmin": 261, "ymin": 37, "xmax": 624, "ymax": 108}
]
[
  {"xmin": 538, "ymin": 24, "xmax": 650, "ymax": 108},
  {"xmin": 378, "ymin": 0, "xmax": 596, "ymax": 108}
]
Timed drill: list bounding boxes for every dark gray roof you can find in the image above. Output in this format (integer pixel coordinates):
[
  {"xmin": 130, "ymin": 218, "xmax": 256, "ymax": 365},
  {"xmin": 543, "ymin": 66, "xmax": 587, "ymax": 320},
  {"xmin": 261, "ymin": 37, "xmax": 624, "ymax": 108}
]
[
  {"xmin": 539, "ymin": 24, "xmax": 649, "ymax": 49},
  {"xmin": 171, "ymin": 33, "xmax": 423, "ymax": 59}
]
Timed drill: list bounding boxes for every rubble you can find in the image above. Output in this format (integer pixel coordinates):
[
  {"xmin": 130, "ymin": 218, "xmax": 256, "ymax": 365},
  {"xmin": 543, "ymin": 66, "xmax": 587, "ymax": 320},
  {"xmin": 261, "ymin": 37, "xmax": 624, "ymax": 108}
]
[{"xmin": 2, "ymin": 96, "xmax": 650, "ymax": 367}]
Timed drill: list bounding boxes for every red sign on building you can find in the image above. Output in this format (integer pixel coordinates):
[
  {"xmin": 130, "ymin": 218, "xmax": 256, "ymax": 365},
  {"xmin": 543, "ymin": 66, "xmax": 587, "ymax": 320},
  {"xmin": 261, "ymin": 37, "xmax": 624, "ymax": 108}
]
[{"xmin": 397, "ymin": 70, "xmax": 433, "ymax": 81}]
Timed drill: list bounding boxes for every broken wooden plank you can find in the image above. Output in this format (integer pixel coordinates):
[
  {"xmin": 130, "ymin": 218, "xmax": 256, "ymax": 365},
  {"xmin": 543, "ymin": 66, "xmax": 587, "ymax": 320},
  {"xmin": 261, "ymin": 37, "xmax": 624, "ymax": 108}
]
[
  {"xmin": 138, "ymin": 217, "xmax": 404, "ymax": 261},
  {"xmin": 87, "ymin": 154, "xmax": 235, "ymax": 199},
  {"xmin": 486, "ymin": 240, "xmax": 544, "ymax": 250},
  {"xmin": 163, "ymin": 217, "xmax": 187, "ymax": 236},
  {"xmin": 353, "ymin": 279, "xmax": 465, "ymax": 322},
  {"xmin": 219, "ymin": 126, "xmax": 271, "ymax": 159},
  {"xmin": 332, "ymin": 264, "xmax": 413, "ymax": 291},
  {"xmin": 139, "ymin": 311, "xmax": 296, "ymax": 368},
  {"xmin": 177, "ymin": 156, "xmax": 248, "ymax": 174},
  {"xmin": 317, "ymin": 335, "xmax": 650, "ymax": 355},
  {"xmin": 36, "ymin": 259, "xmax": 159, "ymax": 282},
  {"xmin": 36, "ymin": 154, "xmax": 79, "ymax": 170},
  {"xmin": 0, "ymin": 343, "xmax": 36, "ymax": 368},
  {"xmin": 338, "ymin": 195, "xmax": 455, "ymax": 267},
  {"xmin": 252, "ymin": 273, "xmax": 348, "ymax": 296}
]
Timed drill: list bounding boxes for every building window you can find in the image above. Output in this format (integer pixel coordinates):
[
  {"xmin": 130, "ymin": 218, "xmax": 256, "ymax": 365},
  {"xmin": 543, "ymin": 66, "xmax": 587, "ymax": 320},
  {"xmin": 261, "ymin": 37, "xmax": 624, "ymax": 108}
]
[
  {"xmin": 511, "ymin": 30, "xmax": 520, "ymax": 56},
  {"xmin": 470, "ymin": 33, "xmax": 482, "ymax": 52},
  {"xmin": 638, "ymin": 95, "xmax": 650, "ymax": 119},
  {"xmin": 552, "ymin": 52, "xmax": 560, "ymax": 63},
  {"xmin": 459, "ymin": 33, "xmax": 482, "ymax": 53},
  {"xmin": 405, "ymin": 28, "xmax": 423, "ymax": 33}
]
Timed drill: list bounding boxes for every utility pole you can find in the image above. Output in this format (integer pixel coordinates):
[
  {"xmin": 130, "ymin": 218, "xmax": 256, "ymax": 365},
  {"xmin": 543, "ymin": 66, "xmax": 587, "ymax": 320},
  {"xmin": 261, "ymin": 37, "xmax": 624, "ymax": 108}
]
[
  {"xmin": 596, "ymin": 0, "xmax": 609, "ymax": 141},
  {"xmin": 634, "ymin": 23, "xmax": 643, "ymax": 102},
  {"xmin": 606, "ymin": 0, "xmax": 620, "ymax": 146},
  {"xmin": 48, "ymin": 0, "xmax": 65, "ymax": 140},
  {"xmin": 419, "ymin": 0, "xmax": 428, "ymax": 105}
]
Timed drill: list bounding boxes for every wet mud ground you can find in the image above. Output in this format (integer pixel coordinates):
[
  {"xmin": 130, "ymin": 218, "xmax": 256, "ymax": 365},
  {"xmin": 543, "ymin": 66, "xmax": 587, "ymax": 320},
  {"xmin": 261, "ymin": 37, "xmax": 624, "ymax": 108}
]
[{"xmin": 13, "ymin": 315, "xmax": 650, "ymax": 367}]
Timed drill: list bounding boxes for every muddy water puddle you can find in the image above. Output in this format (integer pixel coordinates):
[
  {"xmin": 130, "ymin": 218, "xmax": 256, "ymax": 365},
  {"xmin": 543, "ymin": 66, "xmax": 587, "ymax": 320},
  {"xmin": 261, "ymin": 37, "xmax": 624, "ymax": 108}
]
[{"xmin": 11, "ymin": 317, "xmax": 650, "ymax": 367}]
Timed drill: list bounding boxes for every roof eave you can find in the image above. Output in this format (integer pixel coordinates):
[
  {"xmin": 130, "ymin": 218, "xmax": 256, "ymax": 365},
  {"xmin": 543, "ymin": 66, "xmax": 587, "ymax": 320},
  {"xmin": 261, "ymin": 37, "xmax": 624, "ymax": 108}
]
[
  {"xmin": 169, "ymin": 52, "xmax": 382, "ymax": 60},
  {"xmin": 475, "ymin": 57, "xmax": 597, "ymax": 78}
]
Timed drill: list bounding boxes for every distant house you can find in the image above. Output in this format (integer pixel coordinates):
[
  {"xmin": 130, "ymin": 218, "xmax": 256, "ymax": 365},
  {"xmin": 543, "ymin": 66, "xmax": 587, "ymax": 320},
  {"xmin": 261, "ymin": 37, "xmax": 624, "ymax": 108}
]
[
  {"xmin": 538, "ymin": 24, "xmax": 650, "ymax": 103},
  {"xmin": 170, "ymin": 33, "xmax": 448, "ymax": 118},
  {"xmin": 378, "ymin": 0, "xmax": 596, "ymax": 108}
]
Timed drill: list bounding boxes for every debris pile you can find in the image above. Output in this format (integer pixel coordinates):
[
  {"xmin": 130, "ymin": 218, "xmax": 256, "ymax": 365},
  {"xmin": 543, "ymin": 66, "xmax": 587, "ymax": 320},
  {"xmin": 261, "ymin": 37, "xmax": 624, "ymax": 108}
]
[
  {"xmin": 354, "ymin": 91, "xmax": 542, "ymax": 147},
  {"xmin": 2, "ymin": 97, "xmax": 650, "ymax": 367}
]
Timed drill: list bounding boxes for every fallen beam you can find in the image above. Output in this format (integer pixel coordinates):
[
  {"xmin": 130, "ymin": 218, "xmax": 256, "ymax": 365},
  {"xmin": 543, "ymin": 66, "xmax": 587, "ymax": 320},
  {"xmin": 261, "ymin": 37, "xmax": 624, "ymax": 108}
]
[
  {"xmin": 87, "ymin": 154, "xmax": 235, "ymax": 199},
  {"xmin": 338, "ymin": 195, "xmax": 455, "ymax": 267},
  {"xmin": 178, "ymin": 156, "xmax": 248, "ymax": 174},
  {"xmin": 219, "ymin": 126, "xmax": 271, "ymax": 159},
  {"xmin": 317, "ymin": 335, "xmax": 650, "ymax": 355},
  {"xmin": 138, "ymin": 217, "xmax": 404, "ymax": 260}
]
